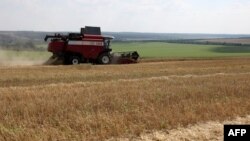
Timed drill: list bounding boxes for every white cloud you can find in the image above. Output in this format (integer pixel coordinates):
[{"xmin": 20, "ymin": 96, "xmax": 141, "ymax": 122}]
[{"xmin": 0, "ymin": 0, "xmax": 250, "ymax": 34}]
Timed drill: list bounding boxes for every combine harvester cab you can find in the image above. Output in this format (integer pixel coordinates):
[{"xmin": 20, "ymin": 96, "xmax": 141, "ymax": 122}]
[{"xmin": 44, "ymin": 26, "xmax": 139, "ymax": 65}]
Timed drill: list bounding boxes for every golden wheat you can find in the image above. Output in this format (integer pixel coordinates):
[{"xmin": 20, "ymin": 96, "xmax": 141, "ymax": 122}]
[{"xmin": 0, "ymin": 58, "xmax": 250, "ymax": 140}]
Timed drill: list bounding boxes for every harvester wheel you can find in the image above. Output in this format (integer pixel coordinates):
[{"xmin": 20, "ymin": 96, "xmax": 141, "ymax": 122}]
[
  {"xmin": 98, "ymin": 53, "xmax": 111, "ymax": 64},
  {"xmin": 70, "ymin": 56, "xmax": 81, "ymax": 65}
]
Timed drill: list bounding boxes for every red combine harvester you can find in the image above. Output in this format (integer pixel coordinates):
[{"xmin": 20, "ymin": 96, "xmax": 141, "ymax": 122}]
[{"xmin": 44, "ymin": 26, "xmax": 139, "ymax": 65}]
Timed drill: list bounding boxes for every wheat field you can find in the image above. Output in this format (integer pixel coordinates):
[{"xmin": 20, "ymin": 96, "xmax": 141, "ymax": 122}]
[{"xmin": 1, "ymin": 58, "xmax": 250, "ymax": 140}]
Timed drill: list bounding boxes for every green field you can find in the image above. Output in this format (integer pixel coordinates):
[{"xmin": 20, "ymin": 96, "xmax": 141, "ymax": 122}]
[
  {"xmin": 112, "ymin": 42, "xmax": 250, "ymax": 58},
  {"xmin": 1, "ymin": 42, "xmax": 250, "ymax": 61}
]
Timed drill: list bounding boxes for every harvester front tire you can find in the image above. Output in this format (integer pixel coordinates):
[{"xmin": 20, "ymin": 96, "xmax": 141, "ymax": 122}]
[
  {"xmin": 98, "ymin": 53, "xmax": 111, "ymax": 64},
  {"xmin": 70, "ymin": 56, "xmax": 81, "ymax": 65}
]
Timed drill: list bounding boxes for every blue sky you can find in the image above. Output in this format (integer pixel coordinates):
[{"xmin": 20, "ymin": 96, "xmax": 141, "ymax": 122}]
[{"xmin": 0, "ymin": 0, "xmax": 250, "ymax": 34}]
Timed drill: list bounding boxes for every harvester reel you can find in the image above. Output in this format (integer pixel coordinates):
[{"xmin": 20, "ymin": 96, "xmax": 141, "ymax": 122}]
[{"xmin": 111, "ymin": 51, "xmax": 139, "ymax": 64}]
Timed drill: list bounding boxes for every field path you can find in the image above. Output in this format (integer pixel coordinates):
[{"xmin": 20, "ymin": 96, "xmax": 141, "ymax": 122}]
[{"xmin": 2, "ymin": 72, "xmax": 250, "ymax": 90}]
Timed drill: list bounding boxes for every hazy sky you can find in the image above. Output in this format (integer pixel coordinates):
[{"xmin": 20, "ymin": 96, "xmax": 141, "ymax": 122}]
[{"xmin": 0, "ymin": 0, "xmax": 250, "ymax": 34}]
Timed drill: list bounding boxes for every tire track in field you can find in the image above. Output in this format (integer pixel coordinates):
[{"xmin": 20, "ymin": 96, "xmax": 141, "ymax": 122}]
[
  {"xmin": 118, "ymin": 72, "xmax": 250, "ymax": 82},
  {"xmin": 107, "ymin": 115, "xmax": 250, "ymax": 141},
  {"xmin": 2, "ymin": 72, "xmax": 250, "ymax": 90}
]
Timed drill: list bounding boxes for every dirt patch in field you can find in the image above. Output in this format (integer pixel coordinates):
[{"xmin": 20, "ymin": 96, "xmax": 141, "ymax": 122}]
[{"xmin": 107, "ymin": 115, "xmax": 250, "ymax": 141}]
